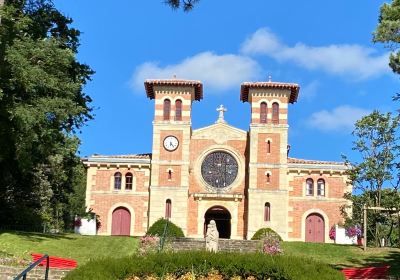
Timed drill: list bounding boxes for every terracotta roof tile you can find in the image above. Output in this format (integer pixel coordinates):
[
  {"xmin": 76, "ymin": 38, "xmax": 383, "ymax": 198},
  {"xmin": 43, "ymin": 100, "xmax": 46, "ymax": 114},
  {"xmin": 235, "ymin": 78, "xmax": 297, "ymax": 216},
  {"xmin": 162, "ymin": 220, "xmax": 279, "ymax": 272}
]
[
  {"xmin": 144, "ymin": 79, "xmax": 203, "ymax": 101},
  {"xmin": 91, "ymin": 153, "xmax": 152, "ymax": 159},
  {"xmin": 240, "ymin": 81, "xmax": 300, "ymax": 103},
  {"xmin": 288, "ymin": 157, "xmax": 344, "ymax": 165}
]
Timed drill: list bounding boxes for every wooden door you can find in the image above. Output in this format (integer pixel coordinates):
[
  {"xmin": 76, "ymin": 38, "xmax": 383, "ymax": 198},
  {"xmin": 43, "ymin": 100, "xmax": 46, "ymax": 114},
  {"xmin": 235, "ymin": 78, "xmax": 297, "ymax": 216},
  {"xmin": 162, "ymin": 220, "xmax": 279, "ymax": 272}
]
[
  {"xmin": 305, "ymin": 213, "xmax": 325, "ymax": 243},
  {"xmin": 111, "ymin": 207, "xmax": 131, "ymax": 236}
]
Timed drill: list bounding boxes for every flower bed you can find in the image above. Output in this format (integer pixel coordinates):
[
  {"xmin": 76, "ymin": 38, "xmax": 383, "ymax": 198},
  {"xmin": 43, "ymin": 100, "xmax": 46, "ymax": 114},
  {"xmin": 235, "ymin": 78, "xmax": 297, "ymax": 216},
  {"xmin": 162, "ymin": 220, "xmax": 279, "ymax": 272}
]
[{"xmin": 64, "ymin": 251, "xmax": 345, "ymax": 280}]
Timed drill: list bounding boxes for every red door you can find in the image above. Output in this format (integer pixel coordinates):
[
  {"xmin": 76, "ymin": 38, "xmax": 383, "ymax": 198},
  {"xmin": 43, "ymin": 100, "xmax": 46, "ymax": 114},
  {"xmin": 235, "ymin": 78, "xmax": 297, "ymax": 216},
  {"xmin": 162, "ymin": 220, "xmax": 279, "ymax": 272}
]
[
  {"xmin": 305, "ymin": 213, "xmax": 324, "ymax": 243},
  {"xmin": 111, "ymin": 207, "xmax": 131, "ymax": 236}
]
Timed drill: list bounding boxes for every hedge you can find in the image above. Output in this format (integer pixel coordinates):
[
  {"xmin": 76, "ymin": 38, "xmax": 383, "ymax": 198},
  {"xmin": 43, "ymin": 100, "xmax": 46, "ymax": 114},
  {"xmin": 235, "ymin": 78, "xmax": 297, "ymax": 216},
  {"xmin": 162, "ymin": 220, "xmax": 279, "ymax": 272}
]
[
  {"xmin": 251, "ymin": 227, "xmax": 282, "ymax": 241},
  {"xmin": 146, "ymin": 218, "xmax": 184, "ymax": 238},
  {"xmin": 64, "ymin": 251, "xmax": 345, "ymax": 280}
]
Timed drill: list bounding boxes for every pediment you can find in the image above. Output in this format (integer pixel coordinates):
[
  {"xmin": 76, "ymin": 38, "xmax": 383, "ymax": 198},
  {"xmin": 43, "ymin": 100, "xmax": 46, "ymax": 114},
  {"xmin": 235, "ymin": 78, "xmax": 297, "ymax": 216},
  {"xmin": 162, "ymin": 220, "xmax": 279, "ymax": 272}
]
[{"xmin": 192, "ymin": 123, "xmax": 247, "ymax": 144}]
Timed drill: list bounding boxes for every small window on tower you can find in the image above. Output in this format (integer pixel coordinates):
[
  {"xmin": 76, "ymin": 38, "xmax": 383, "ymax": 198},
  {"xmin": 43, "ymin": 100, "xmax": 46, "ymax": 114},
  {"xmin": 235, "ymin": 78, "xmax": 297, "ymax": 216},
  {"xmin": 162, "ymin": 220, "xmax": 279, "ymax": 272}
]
[
  {"xmin": 272, "ymin": 102, "xmax": 279, "ymax": 124},
  {"xmin": 260, "ymin": 102, "xmax": 267, "ymax": 124},
  {"xmin": 267, "ymin": 140, "xmax": 271, "ymax": 154},
  {"xmin": 165, "ymin": 199, "xmax": 172, "ymax": 219},
  {"xmin": 264, "ymin": 202, "xmax": 271, "ymax": 222},
  {"xmin": 175, "ymin": 99, "xmax": 182, "ymax": 121},
  {"xmin": 163, "ymin": 99, "xmax": 171, "ymax": 121},
  {"xmin": 168, "ymin": 170, "xmax": 172, "ymax": 180},
  {"xmin": 266, "ymin": 173, "xmax": 271, "ymax": 183}
]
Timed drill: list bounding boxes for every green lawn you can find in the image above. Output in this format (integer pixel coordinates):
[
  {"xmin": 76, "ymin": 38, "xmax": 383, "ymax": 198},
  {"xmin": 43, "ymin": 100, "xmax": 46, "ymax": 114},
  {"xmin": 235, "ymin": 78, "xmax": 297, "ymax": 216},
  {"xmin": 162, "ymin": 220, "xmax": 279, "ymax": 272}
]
[
  {"xmin": 0, "ymin": 231, "xmax": 399, "ymax": 276},
  {"xmin": 282, "ymin": 242, "xmax": 400, "ymax": 276},
  {"xmin": 0, "ymin": 231, "xmax": 138, "ymax": 265}
]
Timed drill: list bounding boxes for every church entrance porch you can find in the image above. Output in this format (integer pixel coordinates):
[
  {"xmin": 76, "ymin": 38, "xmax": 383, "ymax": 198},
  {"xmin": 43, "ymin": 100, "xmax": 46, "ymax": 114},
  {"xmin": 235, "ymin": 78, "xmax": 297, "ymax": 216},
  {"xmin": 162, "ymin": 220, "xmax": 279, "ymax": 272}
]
[{"xmin": 204, "ymin": 206, "xmax": 231, "ymax": 239}]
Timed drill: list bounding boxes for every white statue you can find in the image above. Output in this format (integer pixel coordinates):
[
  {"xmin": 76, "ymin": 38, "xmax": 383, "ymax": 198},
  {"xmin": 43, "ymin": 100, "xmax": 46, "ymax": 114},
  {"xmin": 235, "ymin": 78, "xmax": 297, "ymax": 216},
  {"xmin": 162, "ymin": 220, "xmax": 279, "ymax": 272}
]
[
  {"xmin": 216, "ymin": 105, "xmax": 227, "ymax": 123},
  {"xmin": 205, "ymin": 220, "xmax": 219, "ymax": 252}
]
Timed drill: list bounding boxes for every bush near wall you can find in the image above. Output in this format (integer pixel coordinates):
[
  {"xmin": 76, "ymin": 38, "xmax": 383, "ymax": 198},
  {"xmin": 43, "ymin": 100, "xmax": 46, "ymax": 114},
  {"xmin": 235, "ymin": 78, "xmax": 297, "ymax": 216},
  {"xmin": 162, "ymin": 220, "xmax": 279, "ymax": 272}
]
[
  {"xmin": 64, "ymin": 251, "xmax": 345, "ymax": 280},
  {"xmin": 251, "ymin": 228, "xmax": 282, "ymax": 241},
  {"xmin": 146, "ymin": 218, "xmax": 184, "ymax": 237}
]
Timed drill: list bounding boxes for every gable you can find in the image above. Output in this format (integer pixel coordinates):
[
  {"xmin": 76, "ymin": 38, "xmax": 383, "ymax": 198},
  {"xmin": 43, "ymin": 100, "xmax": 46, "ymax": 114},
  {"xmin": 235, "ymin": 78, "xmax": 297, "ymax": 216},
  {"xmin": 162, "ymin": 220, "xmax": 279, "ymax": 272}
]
[{"xmin": 192, "ymin": 123, "xmax": 247, "ymax": 144}]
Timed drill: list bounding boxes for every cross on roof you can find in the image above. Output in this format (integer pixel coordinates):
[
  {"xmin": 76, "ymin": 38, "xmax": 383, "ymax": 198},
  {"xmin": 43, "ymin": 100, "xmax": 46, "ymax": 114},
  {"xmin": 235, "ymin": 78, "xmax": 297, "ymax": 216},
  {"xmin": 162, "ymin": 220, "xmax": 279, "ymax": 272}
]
[{"xmin": 216, "ymin": 104, "xmax": 227, "ymax": 123}]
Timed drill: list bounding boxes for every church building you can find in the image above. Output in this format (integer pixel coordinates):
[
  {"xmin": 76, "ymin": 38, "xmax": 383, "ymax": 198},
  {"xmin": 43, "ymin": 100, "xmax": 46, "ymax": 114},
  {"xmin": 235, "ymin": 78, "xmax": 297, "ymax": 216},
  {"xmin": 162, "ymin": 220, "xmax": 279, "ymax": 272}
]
[{"xmin": 83, "ymin": 79, "xmax": 351, "ymax": 243}]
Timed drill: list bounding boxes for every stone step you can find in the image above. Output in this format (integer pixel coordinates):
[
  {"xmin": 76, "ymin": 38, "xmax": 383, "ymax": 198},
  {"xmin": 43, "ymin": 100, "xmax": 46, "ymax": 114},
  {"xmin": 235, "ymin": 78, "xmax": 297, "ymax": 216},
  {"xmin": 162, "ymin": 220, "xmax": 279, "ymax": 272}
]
[{"xmin": 169, "ymin": 238, "xmax": 262, "ymax": 253}]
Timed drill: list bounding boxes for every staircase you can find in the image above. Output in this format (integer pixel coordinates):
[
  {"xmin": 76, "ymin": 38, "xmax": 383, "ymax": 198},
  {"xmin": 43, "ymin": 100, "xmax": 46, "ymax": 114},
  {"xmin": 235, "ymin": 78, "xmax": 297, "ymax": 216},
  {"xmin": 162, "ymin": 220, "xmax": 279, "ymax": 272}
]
[{"xmin": 169, "ymin": 238, "xmax": 261, "ymax": 253}]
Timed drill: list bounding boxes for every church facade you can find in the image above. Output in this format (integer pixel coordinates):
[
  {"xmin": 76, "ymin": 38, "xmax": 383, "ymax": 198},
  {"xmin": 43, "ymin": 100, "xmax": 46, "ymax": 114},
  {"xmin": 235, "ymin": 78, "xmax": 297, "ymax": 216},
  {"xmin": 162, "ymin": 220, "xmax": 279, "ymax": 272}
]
[{"xmin": 83, "ymin": 79, "xmax": 351, "ymax": 242}]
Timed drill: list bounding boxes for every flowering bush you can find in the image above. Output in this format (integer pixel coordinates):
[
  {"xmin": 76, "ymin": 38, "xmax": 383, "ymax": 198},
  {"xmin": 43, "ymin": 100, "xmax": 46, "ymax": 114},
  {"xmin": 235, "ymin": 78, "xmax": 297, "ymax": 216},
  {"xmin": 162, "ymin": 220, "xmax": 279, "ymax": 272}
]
[
  {"xmin": 345, "ymin": 225, "xmax": 361, "ymax": 238},
  {"xmin": 139, "ymin": 235, "xmax": 159, "ymax": 255},
  {"xmin": 74, "ymin": 217, "xmax": 82, "ymax": 227},
  {"xmin": 262, "ymin": 232, "xmax": 283, "ymax": 255},
  {"xmin": 329, "ymin": 226, "xmax": 335, "ymax": 240}
]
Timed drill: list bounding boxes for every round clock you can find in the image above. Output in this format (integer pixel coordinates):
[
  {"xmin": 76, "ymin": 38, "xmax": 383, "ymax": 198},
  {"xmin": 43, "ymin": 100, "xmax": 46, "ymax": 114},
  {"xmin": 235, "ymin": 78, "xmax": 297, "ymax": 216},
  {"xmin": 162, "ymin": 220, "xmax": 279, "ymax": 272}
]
[
  {"xmin": 163, "ymin": 136, "xmax": 179, "ymax": 151},
  {"xmin": 201, "ymin": 151, "xmax": 238, "ymax": 189}
]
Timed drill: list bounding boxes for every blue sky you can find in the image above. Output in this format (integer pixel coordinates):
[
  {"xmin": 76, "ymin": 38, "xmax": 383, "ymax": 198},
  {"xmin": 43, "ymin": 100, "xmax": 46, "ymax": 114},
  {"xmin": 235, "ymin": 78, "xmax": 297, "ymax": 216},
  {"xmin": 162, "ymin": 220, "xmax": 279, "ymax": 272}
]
[{"xmin": 54, "ymin": 0, "xmax": 398, "ymax": 162}]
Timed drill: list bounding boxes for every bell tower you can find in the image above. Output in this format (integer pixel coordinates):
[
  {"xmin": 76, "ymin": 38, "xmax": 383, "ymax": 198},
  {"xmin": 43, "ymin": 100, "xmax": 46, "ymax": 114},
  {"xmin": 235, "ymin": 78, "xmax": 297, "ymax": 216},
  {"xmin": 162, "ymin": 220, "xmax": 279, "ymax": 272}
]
[
  {"xmin": 241, "ymin": 80, "xmax": 299, "ymax": 239},
  {"xmin": 145, "ymin": 79, "xmax": 203, "ymax": 234}
]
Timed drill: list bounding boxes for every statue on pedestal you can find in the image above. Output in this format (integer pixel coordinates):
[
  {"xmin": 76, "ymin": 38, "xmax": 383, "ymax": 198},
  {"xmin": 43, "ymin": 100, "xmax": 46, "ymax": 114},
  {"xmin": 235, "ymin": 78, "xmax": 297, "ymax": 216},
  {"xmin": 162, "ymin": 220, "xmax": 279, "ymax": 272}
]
[{"xmin": 205, "ymin": 220, "xmax": 219, "ymax": 252}]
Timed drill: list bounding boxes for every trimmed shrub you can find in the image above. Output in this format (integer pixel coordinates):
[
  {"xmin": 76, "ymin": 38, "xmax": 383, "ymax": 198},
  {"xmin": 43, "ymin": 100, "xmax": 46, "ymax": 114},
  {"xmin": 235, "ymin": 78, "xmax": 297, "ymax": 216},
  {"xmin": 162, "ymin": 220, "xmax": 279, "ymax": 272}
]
[
  {"xmin": 146, "ymin": 218, "xmax": 184, "ymax": 237},
  {"xmin": 64, "ymin": 251, "xmax": 345, "ymax": 280},
  {"xmin": 251, "ymin": 227, "xmax": 282, "ymax": 241}
]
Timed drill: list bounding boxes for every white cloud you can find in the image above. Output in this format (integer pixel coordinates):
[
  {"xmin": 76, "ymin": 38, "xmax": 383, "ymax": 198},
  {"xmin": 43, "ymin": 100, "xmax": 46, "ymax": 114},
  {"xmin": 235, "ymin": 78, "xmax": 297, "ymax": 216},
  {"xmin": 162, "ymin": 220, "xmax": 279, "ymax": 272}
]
[
  {"xmin": 300, "ymin": 80, "xmax": 320, "ymax": 100},
  {"xmin": 307, "ymin": 105, "xmax": 370, "ymax": 132},
  {"xmin": 131, "ymin": 51, "xmax": 261, "ymax": 91},
  {"xmin": 241, "ymin": 28, "xmax": 390, "ymax": 79}
]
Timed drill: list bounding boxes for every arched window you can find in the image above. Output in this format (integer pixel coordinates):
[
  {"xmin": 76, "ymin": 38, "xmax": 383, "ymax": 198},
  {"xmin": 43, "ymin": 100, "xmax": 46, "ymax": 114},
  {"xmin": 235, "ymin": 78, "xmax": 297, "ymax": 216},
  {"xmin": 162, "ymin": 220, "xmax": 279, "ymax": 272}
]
[
  {"xmin": 266, "ymin": 173, "xmax": 271, "ymax": 183},
  {"xmin": 317, "ymin": 179, "xmax": 325, "ymax": 196},
  {"xmin": 165, "ymin": 199, "xmax": 172, "ymax": 219},
  {"xmin": 114, "ymin": 172, "xmax": 122, "ymax": 190},
  {"xmin": 267, "ymin": 140, "xmax": 271, "ymax": 154},
  {"xmin": 272, "ymin": 102, "xmax": 279, "ymax": 124},
  {"xmin": 163, "ymin": 99, "xmax": 171, "ymax": 121},
  {"xmin": 125, "ymin": 172, "xmax": 133, "ymax": 190},
  {"xmin": 306, "ymin": 178, "xmax": 314, "ymax": 196},
  {"xmin": 168, "ymin": 170, "xmax": 172, "ymax": 180},
  {"xmin": 260, "ymin": 102, "xmax": 267, "ymax": 124},
  {"xmin": 175, "ymin": 99, "xmax": 182, "ymax": 121},
  {"xmin": 264, "ymin": 202, "xmax": 271, "ymax": 222}
]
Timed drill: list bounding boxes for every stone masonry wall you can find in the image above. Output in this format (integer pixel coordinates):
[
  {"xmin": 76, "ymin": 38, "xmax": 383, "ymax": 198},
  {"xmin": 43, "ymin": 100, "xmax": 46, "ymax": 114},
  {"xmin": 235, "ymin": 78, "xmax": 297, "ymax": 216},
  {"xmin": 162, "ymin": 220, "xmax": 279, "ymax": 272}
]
[{"xmin": 0, "ymin": 265, "xmax": 71, "ymax": 280}]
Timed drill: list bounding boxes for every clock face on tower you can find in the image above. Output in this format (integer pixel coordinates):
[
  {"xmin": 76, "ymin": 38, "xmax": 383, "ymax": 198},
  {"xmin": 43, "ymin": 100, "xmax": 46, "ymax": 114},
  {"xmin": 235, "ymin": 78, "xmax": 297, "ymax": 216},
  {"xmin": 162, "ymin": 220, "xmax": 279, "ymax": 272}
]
[
  {"xmin": 163, "ymin": 136, "xmax": 179, "ymax": 151},
  {"xmin": 201, "ymin": 151, "xmax": 238, "ymax": 189}
]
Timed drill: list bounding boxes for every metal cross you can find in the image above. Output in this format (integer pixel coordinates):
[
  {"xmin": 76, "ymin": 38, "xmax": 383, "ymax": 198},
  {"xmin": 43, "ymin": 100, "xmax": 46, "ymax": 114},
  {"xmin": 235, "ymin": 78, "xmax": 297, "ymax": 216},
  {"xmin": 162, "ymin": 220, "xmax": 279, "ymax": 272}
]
[{"xmin": 216, "ymin": 104, "xmax": 227, "ymax": 123}]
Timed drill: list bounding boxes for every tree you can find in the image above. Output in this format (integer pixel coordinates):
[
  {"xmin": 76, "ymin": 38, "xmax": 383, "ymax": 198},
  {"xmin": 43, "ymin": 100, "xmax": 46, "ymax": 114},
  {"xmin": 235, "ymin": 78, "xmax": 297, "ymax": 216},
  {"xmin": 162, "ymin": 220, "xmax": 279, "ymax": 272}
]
[
  {"xmin": 165, "ymin": 0, "xmax": 199, "ymax": 12},
  {"xmin": 0, "ymin": 0, "xmax": 92, "ymax": 231},
  {"xmin": 343, "ymin": 111, "xmax": 400, "ymax": 246}
]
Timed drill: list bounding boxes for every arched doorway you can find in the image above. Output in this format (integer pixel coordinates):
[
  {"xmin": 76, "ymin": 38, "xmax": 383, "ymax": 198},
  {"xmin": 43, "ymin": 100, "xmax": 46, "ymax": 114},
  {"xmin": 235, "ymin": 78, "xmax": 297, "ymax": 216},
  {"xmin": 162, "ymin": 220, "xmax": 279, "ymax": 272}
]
[
  {"xmin": 305, "ymin": 213, "xmax": 325, "ymax": 243},
  {"xmin": 111, "ymin": 207, "xmax": 131, "ymax": 236},
  {"xmin": 204, "ymin": 206, "xmax": 231, "ymax": 239}
]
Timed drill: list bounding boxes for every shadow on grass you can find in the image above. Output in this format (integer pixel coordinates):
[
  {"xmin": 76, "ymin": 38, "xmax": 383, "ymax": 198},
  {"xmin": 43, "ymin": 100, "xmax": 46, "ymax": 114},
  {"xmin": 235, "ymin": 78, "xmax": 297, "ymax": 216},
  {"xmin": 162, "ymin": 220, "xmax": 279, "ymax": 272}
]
[
  {"xmin": 331, "ymin": 246, "xmax": 400, "ymax": 277},
  {"xmin": 0, "ymin": 230, "xmax": 76, "ymax": 242}
]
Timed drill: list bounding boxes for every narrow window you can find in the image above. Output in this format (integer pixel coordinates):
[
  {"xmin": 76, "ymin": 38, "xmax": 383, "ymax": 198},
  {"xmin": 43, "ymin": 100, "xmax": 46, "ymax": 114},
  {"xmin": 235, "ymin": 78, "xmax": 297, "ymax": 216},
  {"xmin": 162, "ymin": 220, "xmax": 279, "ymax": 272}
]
[
  {"xmin": 267, "ymin": 140, "xmax": 271, "ymax": 154},
  {"xmin": 272, "ymin": 102, "xmax": 279, "ymax": 124},
  {"xmin": 317, "ymin": 179, "xmax": 325, "ymax": 196},
  {"xmin": 114, "ymin": 172, "xmax": 122, "ymax": 190},
  {"xmin": 125, "ymin": 172, "xmax": 133, "ymax": 190},
  {"xmin": 163, "ymin": 99, "xmax": 171, "ymax": 120},
  {"xmin": 168, "ymin": 170, "xmax": 172, "ymax": 180},
  {"xmin": 266, "ymin": 173, "xmax": 271, "ymax": 183},
  {"xmin": 175, "ymin": 99, "xmax": 182, "ymax": 121},
  {"xmin": 260, "ymin": 102, "xmax": 267, "ymax": 124},
  {"xmin": 306, "ymin": 178, "xmax": 314, "ymax": 196},
  {"xmin": 264, "ymin": 202, "xmax": 271, "ymax": 222},
  {"xmin": 165, "ymin": 199, "xmax": 172, "ymax": 219}
]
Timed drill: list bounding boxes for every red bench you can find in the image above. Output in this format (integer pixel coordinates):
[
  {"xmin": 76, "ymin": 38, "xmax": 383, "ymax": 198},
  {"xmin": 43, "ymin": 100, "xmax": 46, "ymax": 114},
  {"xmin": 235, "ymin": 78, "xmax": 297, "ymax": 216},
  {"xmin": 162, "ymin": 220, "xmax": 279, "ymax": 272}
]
[
  {"xmin": 342, "ymin": 265, "xmax": 390, "ymax": 279},
  {"xmin": 31, "ymin": 253, "xmax": 78, "ymax": 269}
]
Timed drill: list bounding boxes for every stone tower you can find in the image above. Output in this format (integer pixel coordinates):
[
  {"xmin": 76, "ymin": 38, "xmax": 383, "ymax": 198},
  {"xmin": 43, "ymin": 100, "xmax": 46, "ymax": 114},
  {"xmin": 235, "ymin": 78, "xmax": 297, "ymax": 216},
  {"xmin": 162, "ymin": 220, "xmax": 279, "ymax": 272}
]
[
  {"xmin": 145, "ymin": 79, "xmax": 203, "ymax": 234},
  {"xmin": 241, "ymin": 81, "xmax": 299, "ymax": 239}
]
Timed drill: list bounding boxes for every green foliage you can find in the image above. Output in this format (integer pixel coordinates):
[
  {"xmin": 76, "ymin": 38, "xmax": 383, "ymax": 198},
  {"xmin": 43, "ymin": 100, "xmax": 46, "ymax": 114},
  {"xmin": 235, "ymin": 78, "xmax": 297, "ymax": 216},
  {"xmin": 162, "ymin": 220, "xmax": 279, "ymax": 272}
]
[
  {"xmin": 342, "ymin": 111, "xmax": 400, "ymax": 246},
  {"xmin": 64, "ymin": 251, "xmax": 345, "ymax": 280},
  {"xmin": 165, "ymin": 0, "xmax": 200, "ymax": 12},
  {"xmin": 251, "ymin": 227, "xmax": 282, "ymax": 241},
  {"xmin": 0, "ymin": 1, "xmax": 92, "ymax": 230},
  {"xmin": 146, "ymin": 218, "xmax": 184, "ymax": 237}
]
